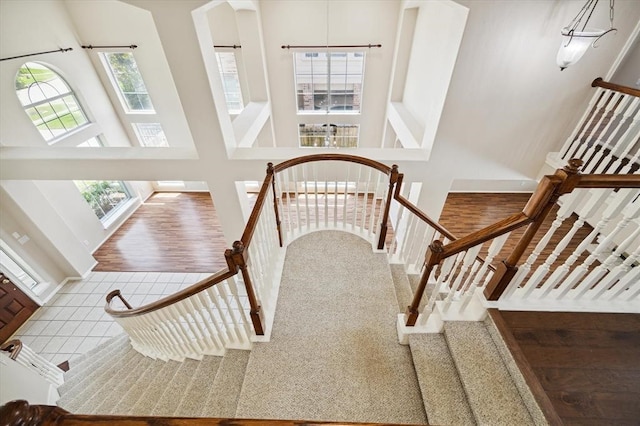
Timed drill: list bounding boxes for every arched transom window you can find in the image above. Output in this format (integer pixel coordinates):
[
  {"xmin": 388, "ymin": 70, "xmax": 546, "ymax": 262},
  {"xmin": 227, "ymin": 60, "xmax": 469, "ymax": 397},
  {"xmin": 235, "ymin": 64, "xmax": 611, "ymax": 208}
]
[{"xmin": 15, "ymin": 62, "xmax": 88, "ymax": 142}]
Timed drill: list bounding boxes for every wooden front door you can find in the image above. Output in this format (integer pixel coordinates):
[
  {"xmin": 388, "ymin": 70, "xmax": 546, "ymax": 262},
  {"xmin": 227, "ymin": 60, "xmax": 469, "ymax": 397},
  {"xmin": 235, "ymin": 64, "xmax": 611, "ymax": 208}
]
[{"xmin": 0, "ymin": 273, "xmax": 39, "ymax": 344}]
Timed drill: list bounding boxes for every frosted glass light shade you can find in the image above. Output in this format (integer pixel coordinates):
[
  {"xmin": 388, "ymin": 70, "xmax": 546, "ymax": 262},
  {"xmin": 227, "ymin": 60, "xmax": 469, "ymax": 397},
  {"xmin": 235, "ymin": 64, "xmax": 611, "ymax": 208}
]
[{"xmin": 557, "ymin": 28, "xmax": 607, "ymax": 70}]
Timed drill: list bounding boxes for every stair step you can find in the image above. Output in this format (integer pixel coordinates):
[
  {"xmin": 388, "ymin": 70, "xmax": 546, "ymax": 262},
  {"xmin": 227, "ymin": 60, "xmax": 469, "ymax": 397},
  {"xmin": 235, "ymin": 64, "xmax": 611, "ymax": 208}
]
[
  {"xmin": 60, "ymin": 334, "xmax": 129, "ymax": 392},
  {"xmin": 90, "ymin": 355, "xmax": 158, "ymax": 415},
  {"xmin": 110, "ymin": 356, "xmax": 168, "ymax": 415},
  {"xmin": 409, "ymin": 334, "xmax": 475, "ymax": 426},
  {"xmin": 76, "ymin": 352, "xmax": 147, "ymax": 414},
  {"xmin": 67, "ymin": 333, "xmax": 127, "ymax": 371},
  {"xmin": 58, "ymin": 345, "xmax": 139, "ymax": 413},
  {"xmin": 444, "ymin": 322, "xmax": 534, "ymax": 426},
  {"xmin": 390, "ymin": 264, "xmax": 413, "ymax": 312},
  {"xmin": 173, "ymin": 355, "xmax": 223, "ymax": 417},
  {"xmin": 128, "ymin": 359, "xmax": 183, "ymax": 416},
  {"xmin": 150, "ymin": 358, "xmax": 201, "ymax": 416},
  {"xmin": 202, "ymin": 349, "xmax": 250, "ymax": 418}
]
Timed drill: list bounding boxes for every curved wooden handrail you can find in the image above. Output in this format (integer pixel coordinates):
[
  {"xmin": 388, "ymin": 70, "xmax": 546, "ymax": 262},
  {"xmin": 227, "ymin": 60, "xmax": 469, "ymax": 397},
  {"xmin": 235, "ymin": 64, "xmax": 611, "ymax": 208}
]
[
  {"xmin": 0, "ymin": 339, "xmax": 22, "ymax": 360},
  {"xmin": 592, "ymin": 77, "xmax": 640, "ymax": 98},
  {"xmin": 105, "ymin": 269, "xmax": 236, "ymax": 318},
  {"xmin": 273, "ymin": 153, "xmax": 393, "ymax": 175}
]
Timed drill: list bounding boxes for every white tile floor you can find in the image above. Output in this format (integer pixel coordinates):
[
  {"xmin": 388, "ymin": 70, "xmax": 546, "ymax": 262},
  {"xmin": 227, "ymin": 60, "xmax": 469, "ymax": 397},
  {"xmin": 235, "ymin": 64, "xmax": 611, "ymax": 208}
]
[{"xmin": 11, "ymin": 271, "xmax": 211, "ymax": 366}]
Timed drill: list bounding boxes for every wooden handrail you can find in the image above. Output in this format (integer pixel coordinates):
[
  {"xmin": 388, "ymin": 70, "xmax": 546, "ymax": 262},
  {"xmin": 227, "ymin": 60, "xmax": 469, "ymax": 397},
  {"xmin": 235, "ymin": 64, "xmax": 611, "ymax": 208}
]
[
  {"xmin": 105, "ymin": 269, "xmax": 236, "ymax": 318},
  {"xmin": 0, "ymin": 400, "xmax": 431, "ymax": 425},
  {"xmin": 393, "ymin": 173, "xmax": 458, "ymax": 241},
  {"xmin": 273, "ymin": 153, "xmax": 392, "ymax": 174},
  {"xmin": 575, "ymin": 173, "xmax": 640, "ymax": 188},
  {"xmin": 0, "ymin": 339, "xmax": 22, "ymax": 360},
  {"xmin": 240, "ymin": 164, "xmax": 275, "ymax": 247},
  {"xmin": 591, "ymin": 77, "xmax": 640, "ymax": 98}
]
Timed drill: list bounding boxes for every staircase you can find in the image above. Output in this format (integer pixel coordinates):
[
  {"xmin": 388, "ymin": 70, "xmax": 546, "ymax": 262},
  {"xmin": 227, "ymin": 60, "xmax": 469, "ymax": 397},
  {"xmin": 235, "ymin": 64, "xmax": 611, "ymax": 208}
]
[{"xmin": 57, "ymin": 231, "xmax": 546, "ymax": 425}]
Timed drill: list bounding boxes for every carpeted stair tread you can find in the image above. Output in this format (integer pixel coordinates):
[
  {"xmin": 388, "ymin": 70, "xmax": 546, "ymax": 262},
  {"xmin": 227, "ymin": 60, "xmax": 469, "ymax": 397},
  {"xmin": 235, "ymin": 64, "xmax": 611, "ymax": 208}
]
[
  {"xmin": 444, "ymin": 322, "xmax": 534, "ymax": 426},
  {"xmin": 236, "ymin": 232, "xmax": 427, "ymax": 424},
  {"xmin": 483, "ymin": 315, "xmax": 548, "ymax": 426},
  {"xmin": 89, "ymin": 354, "xmax": 157, "ymax": 415},
  {"xmin": 128, "ymin": 359, "xmax": 184, "ymax": 416},
  {"xmin": 390, "ymin": 264, "xmax": 413, "ymax": 312},
  {"xmin": 75, "ymin": 351, "xmax": 148, "ymax": 414},
  {"xmin": 173, "ymin": 355, "xmax": 223, "ymax": 417},
  {"xmin": 409, "ymin": 334, "xmax": 475, "ymax": 426},
  {"xmin": 150, "ymin": 359, "xmax": 201, "ymax": 416},
  {"xmin": 110, "ymin": 356, "xmax": 170, "ymax": 415},
  {"xmin": 201, "ymin": 349, "xmax": 249, "ymax": 418},
  {"xmin": 58, "ymin": 337, "xmax": 132, "ymax": 398},
  {"xmin": 61, "ymin": 334, "xmax": 129, "ymax": 390},
  {"xmin": 58, "ymin": 345, "xmax": 139, "ymax": 413},
  {"xmin": 67, "ymin": 333, "xmax": 127, "ymax": 371}
]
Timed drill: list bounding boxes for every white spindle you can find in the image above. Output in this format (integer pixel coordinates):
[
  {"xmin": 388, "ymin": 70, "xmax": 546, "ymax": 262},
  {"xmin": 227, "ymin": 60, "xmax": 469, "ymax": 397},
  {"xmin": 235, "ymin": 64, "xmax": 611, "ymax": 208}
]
[
  {"xmin": 442, "ymin": 248, "xmax": 481, "ymax": 312},
  {"xmin": 573, "ymin": 92, "xmax": 617, "ymax": 161},
  {"xmin": 580, "ymin": 93, "xmax": 627, "ymax": 171},
  {"xmin": 555, "ymin": 189, "xmax": 640, "ymax": 299},
  {"xmin": 560, "ymin": 88, "xmax": 606, "ymax": 160},
  {"xmin": 418, "ymin": 255, "xmax": 456, "ymax": 325},
  {"xmin": 600, "ymin": 99, "xmax": 640, "ymax": 174},
  {"xmin": 586, "ymin": 97, "xmax": 639, "ymax": 173},
  {"xmin": 579, "ymin": 227, "xmax": 640, "ymax": 299}
]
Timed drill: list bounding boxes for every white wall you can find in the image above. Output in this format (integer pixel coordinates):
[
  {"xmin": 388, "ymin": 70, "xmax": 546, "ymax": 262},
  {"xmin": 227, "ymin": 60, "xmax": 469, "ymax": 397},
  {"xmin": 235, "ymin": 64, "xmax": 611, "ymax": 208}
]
[{"xmin": 611, "ymin": 36, "xmax": 640, "ymax": 89}]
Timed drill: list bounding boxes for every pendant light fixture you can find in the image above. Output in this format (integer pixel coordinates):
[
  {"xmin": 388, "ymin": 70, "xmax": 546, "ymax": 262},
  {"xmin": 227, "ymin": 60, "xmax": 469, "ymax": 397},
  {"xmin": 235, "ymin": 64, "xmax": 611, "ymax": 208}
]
[{"xmin": 557, "ymin": 0, "xmax": 616, "ymax": 71}]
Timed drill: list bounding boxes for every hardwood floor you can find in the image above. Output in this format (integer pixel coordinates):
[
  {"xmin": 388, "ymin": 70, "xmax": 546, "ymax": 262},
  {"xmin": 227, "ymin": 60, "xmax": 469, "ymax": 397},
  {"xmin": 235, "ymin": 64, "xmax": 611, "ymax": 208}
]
[
  {"xmin": 92, "ymin": 192, "xmax": 227, "ymax": 273},
  {"xmin": 438, "ymin": 193, "xmax": 595, "ymax": 281},
  {"xmin": 498, "ymin": 310, "xmax": 640, "ymax": 425}
]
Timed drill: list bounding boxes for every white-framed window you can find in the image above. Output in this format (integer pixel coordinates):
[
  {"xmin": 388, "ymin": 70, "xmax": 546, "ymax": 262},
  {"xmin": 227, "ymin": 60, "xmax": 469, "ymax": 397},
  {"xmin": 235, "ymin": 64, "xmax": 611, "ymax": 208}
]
[
  {"xmin": 299, "ymin": 123, "xmax": 359, "ymax": 148},
  {"xmin": 133, "ymin": 123, "xmax": 168, "ymax": 147},
  {"xmin": 215, "ymin": 52, "xmax": 244, "ymax": 114},
  {"xmin": 15, "ymin": 62, "xmax": 89, "ymax": 142},
  {"xmin": 73, "ymin": 180, "xmax": 132, "ymax": 222},
  {"xmin": 101, "ymin": 52, "xmax": 154, "ymax": 112},
  {"xmin": 294, "ymin": 52, "xmax": 365, "ymax": 114}
]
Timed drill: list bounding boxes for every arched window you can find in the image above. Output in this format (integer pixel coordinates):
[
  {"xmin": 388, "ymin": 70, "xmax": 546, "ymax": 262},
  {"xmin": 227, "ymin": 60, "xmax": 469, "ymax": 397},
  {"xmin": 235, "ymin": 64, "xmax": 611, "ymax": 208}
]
[{"xmin": 15, "ymin": 62, "xmax": 88, "ymax": 142}]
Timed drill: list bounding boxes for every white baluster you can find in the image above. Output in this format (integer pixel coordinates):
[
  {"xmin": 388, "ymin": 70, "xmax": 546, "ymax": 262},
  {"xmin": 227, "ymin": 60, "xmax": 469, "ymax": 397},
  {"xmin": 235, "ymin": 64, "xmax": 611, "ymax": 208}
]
[
  {"xmin": 191, "ymin": 294, "xmax": 224, "ymax": 351},
  {"xmin": 226, "ymin": 277, "xmax": 252, "ymax": 340},
  {"xmin": 292, "ymin": 166, "xmax": 301, "ymax": 236},
  {"xmin": 600, "ymin": 100, "xmax": 640, "ymax": 174},
  {"xmin": 580, "ymin": 93, "xmax": 627, "ymax": 171},
  {"xmin": 313, "ymin": 162, "xmax": 319, "ymax": 229},
  {"xmin": 572, "ymin": 91, "xmax": 618, "ymax": 161},
  {"xmin": 519, "ymin": 192, "xmax": 584, "ymax": 297},
  {"xmin": 606, "ymin": 265, "xmax": 640, "ymax": 301},
  {"xmin": 168, "ymin": 305, "xmax": 201, "ymax": 356},
  {"xmin": 533, "ymin": 189, "xmax": 614, "ymax": 297},
  {"xmin": 156, "ymin": 309, "xmax": 189, "ymax": 359},
  {"xmin": 589, "ymin": 97, "xmax": 640, "ymax": 173},
  {"xmin": 443, "ymin": 247, "xmax": 481, "ymax": 312},
  {"xmin": 418, "ymin": 256, "xmax": 456, "ymax": 325},
  {"xmin": 139, "ymin": 313, "xmax": 174, "ymax": 360},
  {"xmin": 560, "ymin": 88, "xmax": 606, "ymax": 161},
  {"xmin": 460, "ymin": 234, "xmax": 510, "ymax": 310},
  {"xmin": 617, "ymin": 137, "xmax": 640, "ymax": 175},
  {"xmin": 556, "ymin": 189, "xmax": 640, "ymax": 299},
  {"xmin": 588, "ymin": 235, "xmax": 640, "ymax": 300}
]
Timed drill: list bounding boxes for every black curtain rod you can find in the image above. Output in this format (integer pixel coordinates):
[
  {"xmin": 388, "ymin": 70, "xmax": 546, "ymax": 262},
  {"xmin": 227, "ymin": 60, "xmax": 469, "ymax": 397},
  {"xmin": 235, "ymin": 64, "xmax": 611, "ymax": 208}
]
[
  {"xmin": 214, "ymin": 45, "xmax": 241, "ymax": 49},
  {"xmin": 0, "ymin": 47, "xmax": 73, "ymax": 62},
  {"xmin": 81, "ymin": 44, "xmax": 138, "ymax": 50},
  {"xmin": 281, "ymin": 44, "xmax": 382, "ymax": 49}
]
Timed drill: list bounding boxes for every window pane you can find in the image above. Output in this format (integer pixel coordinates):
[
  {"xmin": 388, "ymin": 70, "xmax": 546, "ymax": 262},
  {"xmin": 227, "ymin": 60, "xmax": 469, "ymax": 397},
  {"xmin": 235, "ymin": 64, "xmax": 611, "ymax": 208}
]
[
  {"xmin": 215, "ymin": 52, "xmax": 244, "ymax": 114},
  {"xmin": 102, "ymin": 52, "xmax": 154, "ymax": 112},
  {"xmin": 295, "ymin": 52, "xmax": 363, "ymax": 113},
  {"xmin": 74, "ymin": 180, "xmax": 131, "ymax": 221},
  {"xmin": 299, "ymin": 123, "xmax": 359, "ymax": 148},
  {"xmin": 15, "ymin": 62, "xmax": 89, "ymax": 142},
  {"xmin": 133, "ymin": 123, "xmax": 168, "ymax": 147},
  {"xmin": 77, "ymin": 136, "xmax": 104, "ymax": 147}
]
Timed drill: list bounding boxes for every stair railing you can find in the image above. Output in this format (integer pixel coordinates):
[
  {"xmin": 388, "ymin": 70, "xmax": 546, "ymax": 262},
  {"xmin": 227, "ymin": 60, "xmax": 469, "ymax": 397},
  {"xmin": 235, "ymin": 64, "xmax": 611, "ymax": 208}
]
[
  {"xmin": 0, "ymin": 339, "xmax": 64, "ymax": 386},
  {"xmin": 104, "ymin": 155, "xmax": 402, "ymax": 359},
  {"xmin": 558, "ymin": 78, "xmax": 640, "ymax": 175},
  {"xmin": 404, "ymin": 160, "xmax": 640, "ymax": 327}
]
